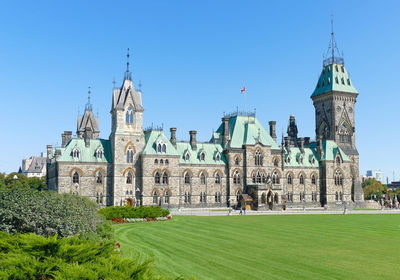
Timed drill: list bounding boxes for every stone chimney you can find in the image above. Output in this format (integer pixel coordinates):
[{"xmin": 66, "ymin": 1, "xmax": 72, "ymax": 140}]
[
  {"xmin": 170, "ymin": 127, "xmax": 177, "ymax": 147},
  {"xmin": 61, "ymin": 131, "xmax": 72, "ymax": 148},
  {"xmin": 299, "ymin": 137, "xmax": 305, "ymax": 152},
  {"xmin": 84, "ymin": 127, "xmax": 92, "ymax": 148},
  {"xmin": 189, "ymin": 130, "xmax": 197, "ymax": 151},
  {"xmin": 268, "ymin": 121, "xmax": 277, "ymax": 142},
  {"xmin": 222, "ymin": 117, "xmax": 230, "ymax": 147},
  {"xmin": 46, "ymin": 145, "xmax": 52, "ymax": 160}
]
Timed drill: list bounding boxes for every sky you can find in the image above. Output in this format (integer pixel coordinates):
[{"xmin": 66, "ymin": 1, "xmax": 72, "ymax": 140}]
[{"xmin": 0, "ymin": 0, "xmax": 399, "ymax": 182}]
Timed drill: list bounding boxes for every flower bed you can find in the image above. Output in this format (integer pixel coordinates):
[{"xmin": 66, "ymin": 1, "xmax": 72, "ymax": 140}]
[{"xmin": 111, "ymin": 216, "xmax": 172, "ymax": 224}]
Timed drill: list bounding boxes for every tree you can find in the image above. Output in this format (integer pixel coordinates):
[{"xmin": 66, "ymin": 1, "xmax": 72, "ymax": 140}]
[
  {"xmin": 0, "ymin": 173, "xmax": 46, "ymax": 190},
  {"xmin": 362, "ymin": 178, "xmax": 387, "ymax": 200}
]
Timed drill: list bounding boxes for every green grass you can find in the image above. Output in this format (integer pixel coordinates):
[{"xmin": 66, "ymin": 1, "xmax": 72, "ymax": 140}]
[{"xmin": 114, "ymin": 215, "xmax": 400, "ymax": 280}]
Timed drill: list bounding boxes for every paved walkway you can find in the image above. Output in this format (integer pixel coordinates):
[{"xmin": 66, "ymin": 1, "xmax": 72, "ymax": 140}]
[{"xmin": 170, "ymin": 208, "xmax": 400, "ymax": 216}]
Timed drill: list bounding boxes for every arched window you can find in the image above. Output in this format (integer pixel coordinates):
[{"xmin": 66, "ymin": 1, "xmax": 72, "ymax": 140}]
[
  {"xmin": 96, "ymin": 172, "xmax": 103, "ymax": 184},
  {"xmin": 200, "ymin": 192, "xmax": 203, "ymax": 203},
  {"xmin": 200, "ymin": 172, "xmax": 206, "ymax": 184},
  {"xmin": 126, "ymin": 108, "xmax": 133, "ymax": 124},
  {"xmin": 96, "ymin": 149, "xmax": 103, "ymax": 159},
  {"xmin": 262, "ymin": 173, "xmax": 267, "ymax": 183},
  {"xmin": 256, "ymin": 172, "xmax": 262, "ymax": 184},
  {"xmin": 162, "ymin": 144, "xmax": 167, "ymax": 153},
  {"xmin": 165, "ymin": 190, "xmax": 170, "ymax": 204},
  {"xmin": 339, "ymin": 191, "xmax": 343, "ymax": 201},
  {"xmin": 299, "ymin": 174, "xmax": 304, "ymax": 185},
  {"xmin": 162, "ymin": 172, "xmax": 168, "ymax": 185},
  {"xmin": 215, "ymin": 173, "xmax": 221, "ymax": 184},
  {"xmin": 154, "ymin": 159, "xmax": 158, "ymax": 164},
  {"xmin": 184, "ymin": 172, "xmax": 191, "ymax": 184},
  {"xmin": 233, "ymin": 170, "xmax": 241, "ymax": 185},
  {"xmin": 311, "ymin": 174, "xmax": 316, "ymax": 185},
  {"xmin": 273, "ymin": 158, "xmax": 279, "ymax": 167},
  {"xmin": 334, "ymin": 169, "xmax": 343, "ymax": 186},
  {"xmin": 272, "ymin": 171, "xmax": 280, "ymax": 184},
  {"xmin": 287, "ymin": 174, "xmax": 293, "ymax": 185},
  {"xmin": 200, "ymin": 152, "xmax": 205, "ymax": 161},
  {"xmin": 215, "ymin": 192, "xmax": 218, "ymax": 202},
  {"xmin": 154, "ymin": 172, "xmax": 161, "ymax": 184},
  {"xmin": 72, "ymin": 171, "xmax": 79, "ymax": 184},
  {"xmin": 255, "ymin": 150, "xmax": 263, "ymax": 166},
  {"xmin": 286, "ymin": 156, "xmax": 291, "ymax": 164},
  {"xmin": 165, "ymin": 159, "xmax": 169, "ymax": 165},
  {"xmin": 160, "ymin": 159, "xmax": 164, "ymax": 164},
  {"xmin": 274, "ymin": 193, "xmax": 279, "ymax": 204},
  {"xmin": 336, "ymin": 156, "xmax": 341, "ymax": 166},
  {"xmin": 215, "ymin": 153, "xmax": 221, "ymax": 162},
  {"xmin": 252, "ymin": 173, "xmax": 256, "ymax": 183},
  {"xmin": 335, "ymin": 191, "xmax": 339, "ymax": 201},
  {"xmin": 185, "ymin": 152, "xmax": 190, "ymax": 161},
  {"xmin": 73, "ymin": 148, "xmax": 80, "ymax": 159},
  {"xmin": 153, "ymin": 190, "xmax": 158, "ymax": 204},
  {"xmin": 235, "ymin": 157, "xmax": 240, "ymax": 165},
  {"xmin": 126, "ymin": 147, "xmax": 134, "ymax": 163},
  {"xmin": 126, "ymin": 172, "xmax": 133, "ymax": 184},
  {"xmin": 157, "ymin": 144, "xmax": 162, "ymax": 153}
]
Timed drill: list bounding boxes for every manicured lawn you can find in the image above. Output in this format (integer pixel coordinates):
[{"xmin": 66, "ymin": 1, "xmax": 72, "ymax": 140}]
[{"xmin": 114, "ymin": 215, "xmax": 400, "ymax": 280}]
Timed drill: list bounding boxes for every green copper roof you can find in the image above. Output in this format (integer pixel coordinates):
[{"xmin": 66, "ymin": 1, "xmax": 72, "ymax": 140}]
[
  {"xmin": 283, "ymin": 147, "xmax": 320, "ymax": 167},
  {"xmin": 215, "ymin": 115, "xmax": 280, "ymax": 149},
  {"xmin": 142, "ymin": 130, "xmax": 179, "ymax": 155},
  {"xmin": 176, "ymin": 142, "xmax": 226, "ymax": 165},
  {"xmin": 308, "ymin": 140, "xmax": 350, "ymax": 161},
  {"xmin": 311, "ymin": 63, "xmax": 358, "ymax": 97},
  {"xmin": 57, "ymin": 138, "xmax": 111, "ymax": 163}
]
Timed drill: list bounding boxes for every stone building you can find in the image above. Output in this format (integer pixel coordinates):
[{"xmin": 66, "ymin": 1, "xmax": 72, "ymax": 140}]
[
  {"xmin": 47, "ymin": 35, "xmax": 364, "ymax": 209},
  {"xmin": 21, "ymin": 155, "xmax": 46, "ymax": 178}
]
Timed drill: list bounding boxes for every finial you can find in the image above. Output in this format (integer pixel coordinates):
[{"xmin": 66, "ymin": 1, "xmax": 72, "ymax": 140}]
[
  {"xmin": 138, "ymin": 80, "xmax": 142, "ymax": 91},
  {"xmin": 331, "ymin": 14, "xmax": 334, "ymax": 60},
  {"xmin": 88, "ymin": 86, "xmax": 91, "ymax": 104},
  {"xmin": 126, "ymin": 48, "xmax": 130, "ymax": 72},
  {"xmin": 85, "ymin": 86, "xmax": 92, "ymax": 111},
  {"xmin": 112, "ymin": 77, "xmax": 116, "ymax": 89}
]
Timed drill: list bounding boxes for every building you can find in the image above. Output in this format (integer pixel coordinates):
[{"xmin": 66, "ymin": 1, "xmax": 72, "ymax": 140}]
[
  {"xmin": 46, "ymin": 31, "xmax": 364, "ymax": 209},
  {"xmin": 365, "ymin": 170, "xmax": 384, "ymax": 184},
  {"xmin": 21, "ymin": 154, "xmax": 46, "ymax": 178}
]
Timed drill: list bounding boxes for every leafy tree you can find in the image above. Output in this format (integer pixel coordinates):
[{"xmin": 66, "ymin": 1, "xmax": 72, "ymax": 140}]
[
  {"xmin": 0, "ymin": 173, "xmax": 46, "ymax": 190},
  {"xmin": 362, "ymin": 178, "xmax": 387, "ymax": 200}
]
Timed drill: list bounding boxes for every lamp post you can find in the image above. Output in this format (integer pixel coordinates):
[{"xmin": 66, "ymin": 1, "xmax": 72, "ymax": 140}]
[{"xmin": 13, "ymin": 175, "xmax": 18, "ymax": 187}]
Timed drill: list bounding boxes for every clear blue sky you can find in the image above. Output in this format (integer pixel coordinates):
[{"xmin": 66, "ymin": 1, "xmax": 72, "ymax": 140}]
[{"xmin": 0, "ymin": 0, "xmax": 399, "ymax": 182}]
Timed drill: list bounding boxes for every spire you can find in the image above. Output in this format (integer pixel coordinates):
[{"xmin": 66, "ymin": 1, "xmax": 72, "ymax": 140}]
[
  {"xmin": 85, "ymin": 86, "xmax": 92, "ymax": 111},
  {"xmin": 124, "ymin": 48, "xmax": 132, "ymax": 81},
  {"xmin": 323, "ymin": 15, "xmax": 344, "ymax": 67}
]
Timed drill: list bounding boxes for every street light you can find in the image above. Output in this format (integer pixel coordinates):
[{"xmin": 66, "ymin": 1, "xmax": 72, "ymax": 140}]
[{"xmin": 13, "ymin": 175, "xmax": 18, "ymax": 187}]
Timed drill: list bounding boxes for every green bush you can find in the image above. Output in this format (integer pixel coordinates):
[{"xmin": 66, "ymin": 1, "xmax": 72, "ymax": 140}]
[
  {"xmin": 98, "ymin": 206, "xmax": 170, "ymax": 220},
  {"xmin": 0, "ymin": 232, "xmax": 165, "ymax": 280},
  {"xmin": 0, "ymin": 187, "xmax": 104, "ymax": 238}
]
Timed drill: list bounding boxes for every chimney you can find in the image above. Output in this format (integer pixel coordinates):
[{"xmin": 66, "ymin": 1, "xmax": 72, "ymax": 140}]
[
  {"xmin": 46, "ymin": 145, "xmax": 52, "ymax": 160},
  {"xmin": 55, "ymin": 149, "xmax": 61, "ymax": 160},
  {"xmin": 299, "ymin": 137, "xmax": 305, "ymax": 152},
  {"xmin": 268, "ymin": 121, "xmax": 277, "ymax": 142},
  {"xmin": 61, "ymin": 131, "xmax": 72, "ymax": 148},
  {"xmin": 189, "ymin": 130, "xmax": 197, "ymax": 151},
  {"xmin": 304, "ymin": 137, "xmax": 310, "ymax": 146},
  {"xmin": 170, "ymin": 127, "xmax": 177, "ymax": 147},
  {"xmin": 284, "ymin": 136, "xmax": 290, "ymax": 149},
  {"xmin": 84, "ymin": 127, "xmax": 92, "ymax": 148},
  {"xmin": 222, "ymin": 117, "xmax": 230, "ymax": 147}
]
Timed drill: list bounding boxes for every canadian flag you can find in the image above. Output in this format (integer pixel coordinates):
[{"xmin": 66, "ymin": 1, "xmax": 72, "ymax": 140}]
[{"xmin": 241, "ymin": 86, "xmax": 246, "ymax": 93}]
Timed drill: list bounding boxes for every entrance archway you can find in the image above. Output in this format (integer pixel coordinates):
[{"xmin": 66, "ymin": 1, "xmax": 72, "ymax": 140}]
[
  {"xmin": 267, "ymin": 190, "xmax": 273, "ymax": 210},
  {"xmin": 127, "ymin": 198, "xmax": 133, "ymax": 207}
]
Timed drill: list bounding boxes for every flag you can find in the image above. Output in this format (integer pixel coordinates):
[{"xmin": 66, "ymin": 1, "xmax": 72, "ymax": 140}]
[{"xmin": 241, "ymin": 86, "xmax": 246, "ymax": 93}]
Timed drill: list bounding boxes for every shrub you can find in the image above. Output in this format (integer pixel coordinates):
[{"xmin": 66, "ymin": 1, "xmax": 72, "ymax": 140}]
[
  {"xmin": 0, "ymin": 187, "xmax": 104, "ymax": 238},
  {"xmin": 0, "ymin": 232, "xmax": 165, "ymax": 280},
  {"xmin": 98, "ymin": 206, "xmax": 170, "ymax": 220}
]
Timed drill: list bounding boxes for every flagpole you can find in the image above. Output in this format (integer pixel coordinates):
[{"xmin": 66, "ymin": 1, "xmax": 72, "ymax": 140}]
[{"xmin": 244, "ymin": 91, "xmax": 246, "ymax": 113}]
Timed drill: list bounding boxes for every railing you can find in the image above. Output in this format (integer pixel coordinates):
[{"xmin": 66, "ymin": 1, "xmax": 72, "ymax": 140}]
[
  {"xmin": 323, "ymin": 56, "xmax": 344, "ymax": 67},
  {"xmin": 144, "ymin": 124, "xmax": 163, "ymax": 132},
  {"xmin": 224, "ymin": 110, "xmax": 255, "ymax": 118}
]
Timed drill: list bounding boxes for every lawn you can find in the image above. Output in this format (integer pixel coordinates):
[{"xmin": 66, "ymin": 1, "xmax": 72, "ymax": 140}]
[{"xmin": 114, "ymin": 215, "xmax": 400, "ymax": 280}]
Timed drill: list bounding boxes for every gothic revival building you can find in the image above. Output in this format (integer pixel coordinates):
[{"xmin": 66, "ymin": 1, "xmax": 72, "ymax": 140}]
[{"xmin": 46, "ymin": 36, "xmax": 364, "ymax": 209}]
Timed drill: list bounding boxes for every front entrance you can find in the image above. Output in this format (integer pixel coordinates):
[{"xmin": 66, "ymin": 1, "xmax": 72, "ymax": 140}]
[
  {"xmin": 127, "ymin": 198, "xmax": 133, "ymax": 207},
  {"xmin": 267, "ymin": 190, "xmax": 273, "ymax": 210}
]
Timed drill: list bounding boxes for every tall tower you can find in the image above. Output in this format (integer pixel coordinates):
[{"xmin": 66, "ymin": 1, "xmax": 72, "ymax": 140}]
[
  {"xmin": 110, "ymin": 49, "xmax": 144, "ymax": 206},
  {"xmin": 311, "ymin": 21, "xmax": 363, "ymax": 202},
  {"xmin": 77, "ymin": 87, "xmax": 100, "ymax": 139}
]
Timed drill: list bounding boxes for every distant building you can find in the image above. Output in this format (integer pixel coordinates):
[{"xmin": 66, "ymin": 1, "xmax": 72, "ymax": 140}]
[
  {"xmin": 388, "ymin": 181, "xmax": 400, "ymax": 191},
  {"xmin": 21, "ymin": 154, "xmax": 46, "ymax": 178},
  {"xmin": 365, "ymin": 170, "xmax": 384, "ymax": 184}
]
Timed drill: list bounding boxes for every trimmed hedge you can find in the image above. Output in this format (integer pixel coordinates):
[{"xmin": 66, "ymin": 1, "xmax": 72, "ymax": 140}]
[
  {"xmin": 0, "ymin": 232, "xmax": 165, "ymax": 280},
  {"xmin": 0, "ymin": 187, "xmax": 104, "ymax": 238},
  {"xmin": 98, "ymin": 206, "xmax": 170, "ymax": 220}
]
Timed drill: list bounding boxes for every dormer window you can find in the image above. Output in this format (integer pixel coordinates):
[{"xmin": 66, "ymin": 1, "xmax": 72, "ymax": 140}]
[
  {"xmin": 347, "ymin": 79, "xmax": 351, "ymax": 85},
  {"xmin": 215, "ymin": 152, "xmax": 221, "ymax": 162},
  {"xmin": 286, "ymin": 156, "xmax": 291, "ymax": 164},
  {"xmin": 335, "ymin": 77, "xmax": 339, "ymax": 84},
  {"xmin": 341, "ymin": 66, "xmax": 345, "ymax": 73},
  {"xmin": 126, "ymin": 107, "xmax": 133, "ymax": 124},
  {"xmin": 335, "ymin": 65, "xmax": 339, "ymax": 72},
  {"xmin": 72, "ymin": 148, "xmax": 80, "ymax": 159},
  {"xmin": 156, "ymin": 141, "xmax": 167, "ymax": 154},
  {"xmin": 298, "ymin": 155, "xmax": 304, "ymax": 164},
  {"xmin": 200, "ymin": 152, "xmax": 206, "ymax": 161},
  {"xmin": 341, "ymin": 78, "xmax": 345, "ymax": 85},
  {"xmin": 311, "ymin": 156, "xmax": 316, "ymax": 165},
  {"xmin": 96, "ymin": 148, "xmax": 103, "ymax": 159},
  {"xmin": 184, "ymin": 151, "xmax": 190, "ymax": 161}
]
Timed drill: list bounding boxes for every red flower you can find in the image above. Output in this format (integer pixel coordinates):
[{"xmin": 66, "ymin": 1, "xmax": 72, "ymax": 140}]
[{"xmin": 116, "ymin": 243, "xmax": 120, "ymax": 248}]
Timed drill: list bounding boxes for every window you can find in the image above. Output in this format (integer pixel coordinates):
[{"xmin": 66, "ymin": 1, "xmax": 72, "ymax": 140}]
[
  {"xmin": 154, "ymin": 159, "xmax": 158, "ymax": 164},
  {"xmin": 233, "ymin": 170, "xmax": 241, "ymax": 185},
  {"xmin": 335, "ymin": 65, "xmax": 339, "ymax": 72},
  {"xmin": 165, "ymin": 190, "xmax": 170, "ymax": 204},
  {"xmin": 73, "ymin": 148, "xmax": 80, "ymax": 159},
  {"xmin": 335, "ymin": 77, "xmax": 339, "ymax": 84},
  {"xmin": 184, "ymin": 172, "xmax": 191, "ymax": 184},
  {"xmin": 96, "ymin": 149, "xmax": 103, "ymax": 159},
  {"xmin": 286, "ymin": 156, "xmax": 291, "ymax": 164},
  {"xmin": 236, "ymin": 189, "xmax": 242, "ymax": 202},
  {"xmin": 96, "ymin": 172, "xmax": 103, "ymax": 184},
  {"xmin": 272, "ymin": 171, "xmax": 280, "ymax": 184},
  {"xmin": 341, "ymin": 66, "xmax": 345, "ymax": 73},
  {"xmin": 200, "ymin": 152, "xmax": 205, "ymax": 161},
  {"xmin": 184, "ymin": 192, "xmax": 191, "ymax": 204},
  {"xmin": 336, "ymin": 156, "xmax": 341, "ymax": 166},
  {"xmin": 256, "ymin": 172, "xmax": 262, "ymax": 184},
  {"xmin": 72, "ymin": 171, "xmax": 79, "ymax": 184},
  {"xmin": 311, "ymin": 157, "xmax": 316, "ymax": 165},
  {"xmin": 274, "ymin": 193, "xmax": 279, "ymax": 204},
  {"xmin": 160, "ymin": 159, "xmax": 164, "ymax": 164},
  {"xmin": 234, "ymin": 157, "xmax": 240, "ymax": 165},
  {"xmin": 287, "ymin": 174, "xmax": 293, "ymax": 185},
  {"xmin": 200, "ymin": 192, "xmax": 206, "ymax": 203},
  {"xmin": 299, "ymin": 174, "xmax": 304, "ymax": 185},
  {"xmin": 311, "ymin": 174, "xmax": 316, "ymax": 185},
  {"xmin": 162, "ymin": 144, "xmax": 166, "ymax": 153},
  {"xmin": 126, "ymin": 147, "xmax": 134, "ymax": 163},
  {"xmin": 165, "ymin": 159, "xmax": 169, "ymax": 165},
  {"xmin": 153, "ymin": 190, "xmax": 158, "ymax": 204},
  {"xmin": 215, "ymin": 173, "xmax": 221, "ymax": 184},
  {"xmin": 185, "ymin": 152, "xmax": 190, "ymax": 161},
  {"xmin": 335, "ymin": 191, "xmax": 339, "ymax": 201},
  {"xmin": 299, "ymin": 155, "xmax": 303, "ymax": 164},
  {"xmin": 347, "ymin": 79, "xmax": 351, "ymax": 86},
  {"xmin": 334, "ymin": 169, "xmax": 343, "ymax": 186},
  {"xmin": 154, "ymin": 172, "xmax": 161, "ymax": 184},
  {"xmin": 162, "ymin": 172, "xmax": 169, "ymax": 185},
  {"xmin": 215, "ymin": 152, "xmax": 221, "ymax": 162},
  {"xmin": 255, "ymin": 150, "xmax": 263, "ymax": 166},
  {"xmin": 157, "ymin": 144, "xmax": 162, "ymax": 153},
  {"xmin": 126, "ymin": 108, "xmax": 133, "ymax": 124},
  {"xmin": 273, "ymin": 158, "xmax": 279, "ymax": 167},
  {"xmin": 200, "ymin": 172, "xmax": 206, "ymax": 184},
  {"xmin": 215, "ymin": 192, "xmax": 218, "ymax": 202},
  {"xmin": 340, "ymin": 191, "xmax": 343, "ymax": 201},
  {"xmin": 126, "ymin": 172, "xmax": 133, "ymax": 184},
  {"xmin": 341, "ymin": 78, "xmax": 345, "ymax": 85}
]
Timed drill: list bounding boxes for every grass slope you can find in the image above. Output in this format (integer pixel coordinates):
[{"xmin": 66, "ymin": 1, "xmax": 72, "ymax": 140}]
[{"xmin": 114, "ymin": 215, "xmax": 400, "ymax": 280}]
